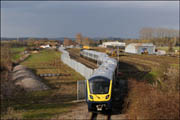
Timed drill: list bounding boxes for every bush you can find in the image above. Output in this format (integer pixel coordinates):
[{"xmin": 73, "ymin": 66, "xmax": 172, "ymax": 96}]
[
  {"xmin": 1, "ymin": 44, "xmax": 26, "ymax": 113},
  {"xmin": 161, "ymin": 67, "xmax": 179, "ymax": 92},
  {"xmin": 125, "ymin": 79, "xmax": 179, "ymax": 119},
  {"xmin": 1, "ymin": 107, "xmax": 23, "ymax": 119},
  {"xmin": 0, "ymin": 45, "xmax": 12, "ymax": 71}
]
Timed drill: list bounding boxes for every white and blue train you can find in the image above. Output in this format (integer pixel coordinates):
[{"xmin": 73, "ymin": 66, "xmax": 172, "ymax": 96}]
[{"xmin": 80, "ymin": 50, "xmax": 118, "ymax": 112}]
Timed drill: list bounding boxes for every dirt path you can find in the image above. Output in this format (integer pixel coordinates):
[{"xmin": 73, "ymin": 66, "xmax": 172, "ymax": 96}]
[{"xmin": 53, "ymin": 102, "xmax": 128, "ymax": 120}]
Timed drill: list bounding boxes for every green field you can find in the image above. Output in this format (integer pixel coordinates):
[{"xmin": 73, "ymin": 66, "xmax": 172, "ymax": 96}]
[
  {"xmin": 1, "ymin": 49, "xmax": 85, "ymax": 119},
  {"xmin": 118, "ymin": 53, "xmax": 179, "ymax": 82},
  {"xmin": 157, "ymin": 46, "xmax": 179, "ymax": 52}
]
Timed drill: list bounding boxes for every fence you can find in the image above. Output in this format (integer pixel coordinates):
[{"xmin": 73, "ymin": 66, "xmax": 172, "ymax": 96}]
[
  {"xmin": 77, "ymin": 80, "xmax": 86, "ymax": 100},
  {"xmin": 59, "ymin": 47, "xmax": 94, "ymax": 79},
  {"xmin": 59, "ymin": 47, "xmax": 93, "ymax": 100}
]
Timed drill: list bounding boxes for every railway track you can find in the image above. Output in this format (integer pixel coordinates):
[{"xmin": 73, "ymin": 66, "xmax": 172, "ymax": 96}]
[
  {"xmin": 67, "ymin": 49, "xmax": 97, "ymax": 69},
  {"xmin": 91, "ymin": 112, "xmax": 111, "ymax": 120},
  {"xmin": 91, "ymin": 113, "xmax": 98, "ymax": 120}
]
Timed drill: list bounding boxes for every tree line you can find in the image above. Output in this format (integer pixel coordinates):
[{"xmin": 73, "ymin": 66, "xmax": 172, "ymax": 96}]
[
  {"xmin": 75, "ymin": 33, "xmax": 98, "ymax": 46},
  {"xmin": 139, "ymin": 27, "xmax": 179, "ymax": 47}
]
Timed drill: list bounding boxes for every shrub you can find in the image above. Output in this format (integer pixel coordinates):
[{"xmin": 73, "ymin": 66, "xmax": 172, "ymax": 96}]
[
  {"xmin": 161, "ymin": 67, "xmax": 179, "ymax": 92},
  {"xmin": 1, "ymin": 44, "xmax": 26, "ymax": 113},
  {"xmin": 0, "ymin": 45, "xmax": 12, "ymax": 71},
  {"xmin": 125, "ymin": 79, "xmax": 179, "ymax": 119}
]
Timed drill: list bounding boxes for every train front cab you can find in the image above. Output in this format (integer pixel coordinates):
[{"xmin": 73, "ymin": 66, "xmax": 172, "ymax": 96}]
[{"xmin": 86, "ymin": 76, "xmax": 113, "ymax": 112}]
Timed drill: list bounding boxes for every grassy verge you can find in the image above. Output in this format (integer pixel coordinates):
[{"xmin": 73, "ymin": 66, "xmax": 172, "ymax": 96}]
[
  {"xmin": 10, "ymin": 47, "xmax": 26, "ymax": 61},
  {"xmin": 1, "ymin": 49, "xmax": 85, "ymax": 119},
  {"xmin": 157, "ymin": 46, "xmax": 179, "ymax": 52}
]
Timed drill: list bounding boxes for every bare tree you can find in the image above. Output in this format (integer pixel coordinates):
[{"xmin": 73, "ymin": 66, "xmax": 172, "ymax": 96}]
[
  {"xmin": 139, "ymin": 27, "xmax": 179, "ymax": 47},
  {"xmin": 75, "ymin": 33, "xmax": 83, "ymax": 45}
]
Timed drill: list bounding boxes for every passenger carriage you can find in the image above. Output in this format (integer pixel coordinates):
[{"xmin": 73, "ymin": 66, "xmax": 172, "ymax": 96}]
[{"xmin": 80, "ymin": 50, "xmax": 117, "ymax": 112}]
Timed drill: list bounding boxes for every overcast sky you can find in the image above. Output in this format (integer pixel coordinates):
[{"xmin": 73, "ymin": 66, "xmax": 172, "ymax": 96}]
[{"xmin": 1, "ymin": 1, "xmax": 179, "ymax": 38}]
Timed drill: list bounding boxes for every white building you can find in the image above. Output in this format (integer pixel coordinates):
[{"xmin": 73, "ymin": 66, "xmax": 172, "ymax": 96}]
[
  {"xmin": 101, "ymin": 41, "xmax": 126, "ymax": 48},
  {"xmin": 125, "ymin": 43, "xmax": 155, "ymax": 54},
  {"xmin": 40, "ymin": 44, "xmax": 50, "ymax": 48}
]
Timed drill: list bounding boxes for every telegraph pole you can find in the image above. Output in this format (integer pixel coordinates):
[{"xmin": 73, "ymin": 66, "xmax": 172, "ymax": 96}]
[{"xmin": 117, "ymin": 46, "xmax": 119, "ymax": 75}]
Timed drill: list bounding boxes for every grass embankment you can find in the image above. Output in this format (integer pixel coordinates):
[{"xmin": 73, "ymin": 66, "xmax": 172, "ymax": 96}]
[
  {"xmin": 10, "ymin": 47, "xmax": 26, "ymax": 62},
  {"xmin": 1, "ymin": 45, "xmax": 25, "ymax": 119},
  {"xmin": 117, "ymin": 54, "xmax": 179, "ymax": 119},
  {"xmin": 119, "ymin": 53, "xmax": 179, "ymax": 82},
  {"xmin": 1, "ymin": 49, "xmax": 85, "ymax": 119}
]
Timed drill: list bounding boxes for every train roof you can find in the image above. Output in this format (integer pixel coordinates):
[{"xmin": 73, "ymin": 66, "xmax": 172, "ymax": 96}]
[
  {"xmin": 82, "ymin": 50, "xmax": 108, "ymax": 57},
  {"xmin": 90, "ymin": 57, "xmax": 117, "ymax": 80},
  {"xmin": 82, "ymin": 49, "xmax": 118, "ymax": 80}
]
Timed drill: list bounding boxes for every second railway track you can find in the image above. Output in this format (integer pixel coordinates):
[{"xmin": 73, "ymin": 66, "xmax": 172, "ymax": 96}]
[{"xmin": 67, "ymin": 49, "xmax": 98, "ymax": 69}]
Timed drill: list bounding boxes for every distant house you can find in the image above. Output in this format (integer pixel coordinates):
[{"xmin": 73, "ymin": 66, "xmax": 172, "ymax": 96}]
[
  {"xmin": 125, "ymin": 43, "xmax": 155, "ymax": 54},
  {"xmin": 101, "ymin": 41, "xmax": 126, "ymax": 49},
  {"xmin": 40, "ymin": 44, "xmax": 50, "ymax": 48}
]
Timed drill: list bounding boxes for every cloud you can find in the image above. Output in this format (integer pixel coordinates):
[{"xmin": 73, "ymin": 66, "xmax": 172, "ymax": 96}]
[
  {"xmin": 1, "ymin": 1, "xmax": 179, "ymax": 38},
  {"xmin": 1, "ymin": 1, "xmax": 41, "ymax": 9},
  {"xmin": 2, "ymin": 1, "xmax": 178, "ymax": 9}
]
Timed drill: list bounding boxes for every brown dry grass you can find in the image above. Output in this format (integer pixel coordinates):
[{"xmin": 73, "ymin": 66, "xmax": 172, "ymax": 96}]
[
  {"xmin": 0, "ymin": 44, "xmax": 12, "ymax": 71},
  {"xmin": 1, "ymin": 44, "xmax": 26, "ymax": 114},
  {"xmin": 116, "ymin": 53, "xmax": 180, "ymax": 119},
  {"xmin": 160, "ymin": 67, "xmax": 179, "ymax": 92},
  {"xmin": 125, "ymin": 79, "xmax": 179, "ymax": 120}
]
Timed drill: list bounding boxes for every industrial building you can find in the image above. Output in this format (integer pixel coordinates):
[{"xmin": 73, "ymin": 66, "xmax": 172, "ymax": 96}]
[
  {"xmin": 125, "ymin": 43, "xmax": 155, "ymax": 54},
  {"xmin": 100, "ymin": 41, "xmax": 126, "ymax": 48}
]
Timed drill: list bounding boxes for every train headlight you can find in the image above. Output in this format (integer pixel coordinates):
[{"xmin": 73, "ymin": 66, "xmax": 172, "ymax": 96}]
[
  {"xmin": 90, "ymin": 95, "xmax": 93, "ymax": 99},
  {"xmin": 105, "ymin": 95, "xmax": 109, "ymax": 99}
]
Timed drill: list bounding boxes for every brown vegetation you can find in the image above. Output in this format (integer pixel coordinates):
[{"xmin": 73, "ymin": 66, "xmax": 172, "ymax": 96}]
[
  {"xmin": 26, "ymin": 38, "xmax": 59, "ymax": 47},
  {"xmin": 139, "ymin": 27, "xmax": 179, "ymax": 51},
  {"xmin": 125, "ymin": 79, "xmax": 179, "ymax": 119},
  {"xmin": 63, "ymin": 38, "xmax": 77, "ymax": 46},
  {"xmin": 82, "ymin": 37, "xmax": 94, "ymax": 46},
  {"xmin": 118, "ymin": 54, "xmax": 180, "ymax": 119},
  {"xmin": 160, "ymin": 67, "xmax": 179, "ymax": 92},
  {"xmin": 1, "ymin": 44, "xmax": 12, "ymax": 71},
  {"xmin": 1, "ymin": 44, "xmax": 26, "ymax": 113},
  {"xmin": 75, "ymin": 33, "xmax": 96, "ymax": 46},
  {"xmin": 75, "ymin": 33, "xmax": 83, "ymax": 45}
]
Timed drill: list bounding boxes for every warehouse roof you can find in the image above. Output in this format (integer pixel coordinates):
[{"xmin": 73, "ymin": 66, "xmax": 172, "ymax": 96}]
[{"xmin": 102, "ymin": 41, "xmax": 126, "ymax": 46}]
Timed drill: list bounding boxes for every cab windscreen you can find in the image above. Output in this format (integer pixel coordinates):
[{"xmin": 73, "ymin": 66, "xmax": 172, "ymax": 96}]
[{"xmin": 89, "ymin": 78, "xmax": 110, "ymax": 94}]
